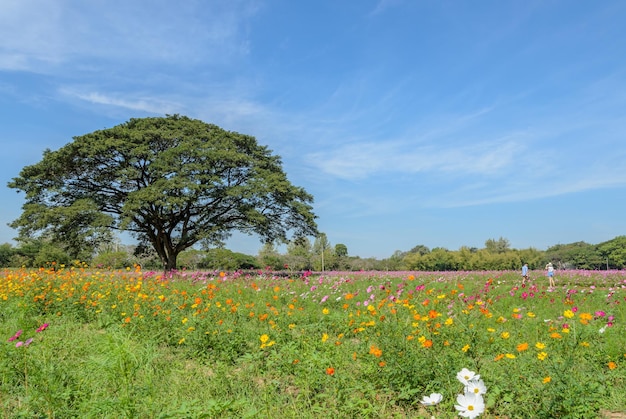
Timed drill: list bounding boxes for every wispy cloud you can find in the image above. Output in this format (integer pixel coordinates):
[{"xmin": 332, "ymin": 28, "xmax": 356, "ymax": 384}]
[
  {"xmin": 0, "ymin": 0, "xmax": 259, "ymax": 73},
  {"xmin": 369, "ymin": 0, "xmax": 405, "ymax": 16},
  {"xmin": 58, "ymin": 87, "xmax": 184, "ymax": 115}
]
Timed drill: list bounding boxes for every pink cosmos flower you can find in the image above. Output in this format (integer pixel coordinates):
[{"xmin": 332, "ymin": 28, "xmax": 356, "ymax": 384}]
[
  {"xmin": 36, "ymin": 323, "xmax": 49, "ymax": 333},
  {"xmin": 8, "ymin": 330, "xmax": 23, "ymax": 342}
]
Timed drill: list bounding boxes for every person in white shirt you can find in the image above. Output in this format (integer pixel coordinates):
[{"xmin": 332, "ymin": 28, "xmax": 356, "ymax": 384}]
[{"xmin": 545, "ymin": 262, "xmax": 555, "ymax": 288}]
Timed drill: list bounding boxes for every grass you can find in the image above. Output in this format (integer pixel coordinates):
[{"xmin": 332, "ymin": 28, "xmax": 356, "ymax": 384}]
[{"xmin": 1, "ymin": 266, "xmax": 625, "ymax": 418}]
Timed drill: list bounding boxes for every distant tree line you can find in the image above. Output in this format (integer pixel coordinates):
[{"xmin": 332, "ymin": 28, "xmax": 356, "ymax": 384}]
[{"xmin": 1, "ymin": 235, "xmax": 625, "ymax": 272}]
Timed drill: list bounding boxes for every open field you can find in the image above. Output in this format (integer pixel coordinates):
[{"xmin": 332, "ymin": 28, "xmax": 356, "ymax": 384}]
[{"xmin": 1, "ymin": 266, "xmax": 625, "ymax": 418}]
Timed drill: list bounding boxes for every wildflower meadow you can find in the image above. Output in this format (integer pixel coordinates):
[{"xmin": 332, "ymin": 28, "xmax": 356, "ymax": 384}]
[{"xmin": 1, "ymin": 265, "xmax": 625, "ymax": 418}]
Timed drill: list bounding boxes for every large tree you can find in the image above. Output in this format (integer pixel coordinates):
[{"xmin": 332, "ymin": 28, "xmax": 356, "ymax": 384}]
[{"xmin": 9, "ymin": 115, "xmax": 318, "ymax": 270}]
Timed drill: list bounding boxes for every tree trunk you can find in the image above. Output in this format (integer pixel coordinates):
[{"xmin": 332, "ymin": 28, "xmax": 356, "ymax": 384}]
[{"xmin": 164, "ymin": 252, "xmax": 178, "ymax": 272}]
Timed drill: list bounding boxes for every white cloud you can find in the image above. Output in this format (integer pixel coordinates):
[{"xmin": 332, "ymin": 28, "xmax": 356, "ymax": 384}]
[
  {"xmin": 306, "ymin": 137, "xmax": 523, "ymax": 180},
  {"xmin": 0, "ymin": 0, "xmax": 259, "ymax": 73},
  {"xmin": 59, "ymin": 88, "xmax": 183, "ymax": 115}
]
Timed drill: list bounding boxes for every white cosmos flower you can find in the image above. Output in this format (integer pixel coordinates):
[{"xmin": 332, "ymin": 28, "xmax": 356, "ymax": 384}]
[
  {"xmin": 455, "ymin": 392, "xmax": 485, "ymax": 419},
  {"xmin": 456, "ymin": 368, "xmax": 480, "ymax": 386},
  {"xmin": 420, "ymin": 392, "xmax": 443, "ymax": 406},
  {"xmin": 465, "ymin": 379, "xmax": 487, "ymax": 396}
]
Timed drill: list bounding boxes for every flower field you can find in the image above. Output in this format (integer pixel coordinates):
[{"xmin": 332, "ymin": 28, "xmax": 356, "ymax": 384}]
[{"xmin": 1, "ymin": 266, "xmax": 625, "ymax": 418}]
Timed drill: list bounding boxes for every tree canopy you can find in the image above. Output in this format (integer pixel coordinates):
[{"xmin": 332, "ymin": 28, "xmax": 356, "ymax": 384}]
[{"xmin": 9, "ymin": 115, "xmax": 318, "ymax": 270}]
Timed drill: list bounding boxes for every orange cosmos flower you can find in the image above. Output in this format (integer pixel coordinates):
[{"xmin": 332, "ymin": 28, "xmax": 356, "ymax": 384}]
[
  {"xmin": 369, "ymin": 345, "xmax": 383, "ymax": 357},
  {"xmin": 517, "ymin": 342, "xmax": 529, "ymax": 352},
  {"xmin": 326, "ymin": 367, "xmax": 335, "ymax": 376},
  {"xmin": 608, "ymin": 361, "xmax": 617, "ymax": 370}
]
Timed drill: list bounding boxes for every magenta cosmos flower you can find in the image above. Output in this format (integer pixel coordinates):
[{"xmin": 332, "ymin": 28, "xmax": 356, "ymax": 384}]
[{"xmin": 8, "ymin": 330, "xmax": 23, "ymax": 342}]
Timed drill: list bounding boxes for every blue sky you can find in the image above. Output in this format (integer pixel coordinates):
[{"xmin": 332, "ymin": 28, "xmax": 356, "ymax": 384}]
[{"xmin": 2, "ymin": 0, "xmax": 626, "ymax": 259}]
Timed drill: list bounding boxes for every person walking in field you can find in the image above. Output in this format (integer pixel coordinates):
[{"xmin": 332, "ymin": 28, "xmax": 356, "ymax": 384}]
[
  {"xmin": 521, "ymin": 263, "xmax": 529, "ymax": 285},
  {"xmin": 545, "ymin": 262, "xmax": 555, "ymax": 288}
]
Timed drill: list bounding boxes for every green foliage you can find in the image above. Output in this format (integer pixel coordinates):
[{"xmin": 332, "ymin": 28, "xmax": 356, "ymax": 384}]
[
  {"xmin": 8, "ymin": 115, "xmax": 318, "ymax": 271},
  {"xmin": 597, "ymin": 236, "xmax": 626, "ymax": 269},
  {"xmin": 546, "ymin": 241, "xmax": 604, "ymax": 269},
  {"xmin": 33, "ymin": 243, "xmax": 72, "ymax": 268},
  {"xmin": 334, "ymin": 244, "xmax": 348, "ymax": 258},
  {"xmin": 0, "ymin": 243, "xmax": 14, "ymax": 267},
  {"xmin": 484, "ymin": 237, "xmax": 511, "ymax": 253},
  {"xmin": 285, "ymin": 237, "xmax": 313, "ymax": 271},
  {"xmin": 257, "ymin": 242, "xmax": 284, "ymax": 270},
  {"xmin": 91, "ymin": 250, "xmax": 135, "ymax": 269},
  {"xmin": 199, "ymin": 248, "xmax": 260, "ymax": 270},
  {"xmin": 397, "ymin": 237, "xmax": 626, "ymax": 272}
]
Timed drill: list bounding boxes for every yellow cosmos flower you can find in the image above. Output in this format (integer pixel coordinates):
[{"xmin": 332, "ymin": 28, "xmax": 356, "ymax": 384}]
[
  {"xmin": 535, "ymin": 342, "xmax": 546, "ymax": 350},
  {"xmin": 505, "ymin": 353, "xmax": 516, "ymax": 359},
  {"xmin": 537, "ymin": 352, "xmax": 548, "ymax": 361},
  {"xmin": 563, "ymin": 310, "xmax": 575, "ymax": 319},
  {"xmin": 501, "ymin": 331, "xmax": 510, "ymax": 339},
  {"xmin": 322, "ymin": 308, "xmax": 330, "ymax": 315},
  {"xmin": 462, "ymin": 344, "xmax": 470, "ymax": 353},
  {"xmin": 543, "ymin": 376, "xmax": 551, "ymax": 384}
]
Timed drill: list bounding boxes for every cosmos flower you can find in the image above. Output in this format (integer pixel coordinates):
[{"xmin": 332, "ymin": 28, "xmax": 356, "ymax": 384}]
[
  {"xmin": 457, "ymin": 368, "xmax": 480, "ymax": 386},
  {"xmin": 420, "ymin": 392, "xmax": 443, "ymax": 406},
  {"xmin": 454, "ymin": 392, "xmax": 485, "ymax": 418},
  {"xmin": 465, "ymin": 379, "xmax": 487, "ymax": 396},
  {"xmin": 36, "ymin": 323, "xmax": 49, "ymax": 333},
  {"xmin": 8, "ymin": 330, "xmax": 22, "ymax": 342}
]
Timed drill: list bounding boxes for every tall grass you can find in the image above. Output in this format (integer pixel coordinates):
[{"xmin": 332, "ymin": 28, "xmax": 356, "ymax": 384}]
[{"xmin": 1, "ymin": 266, "xmax": 625, "ymax": 418}]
